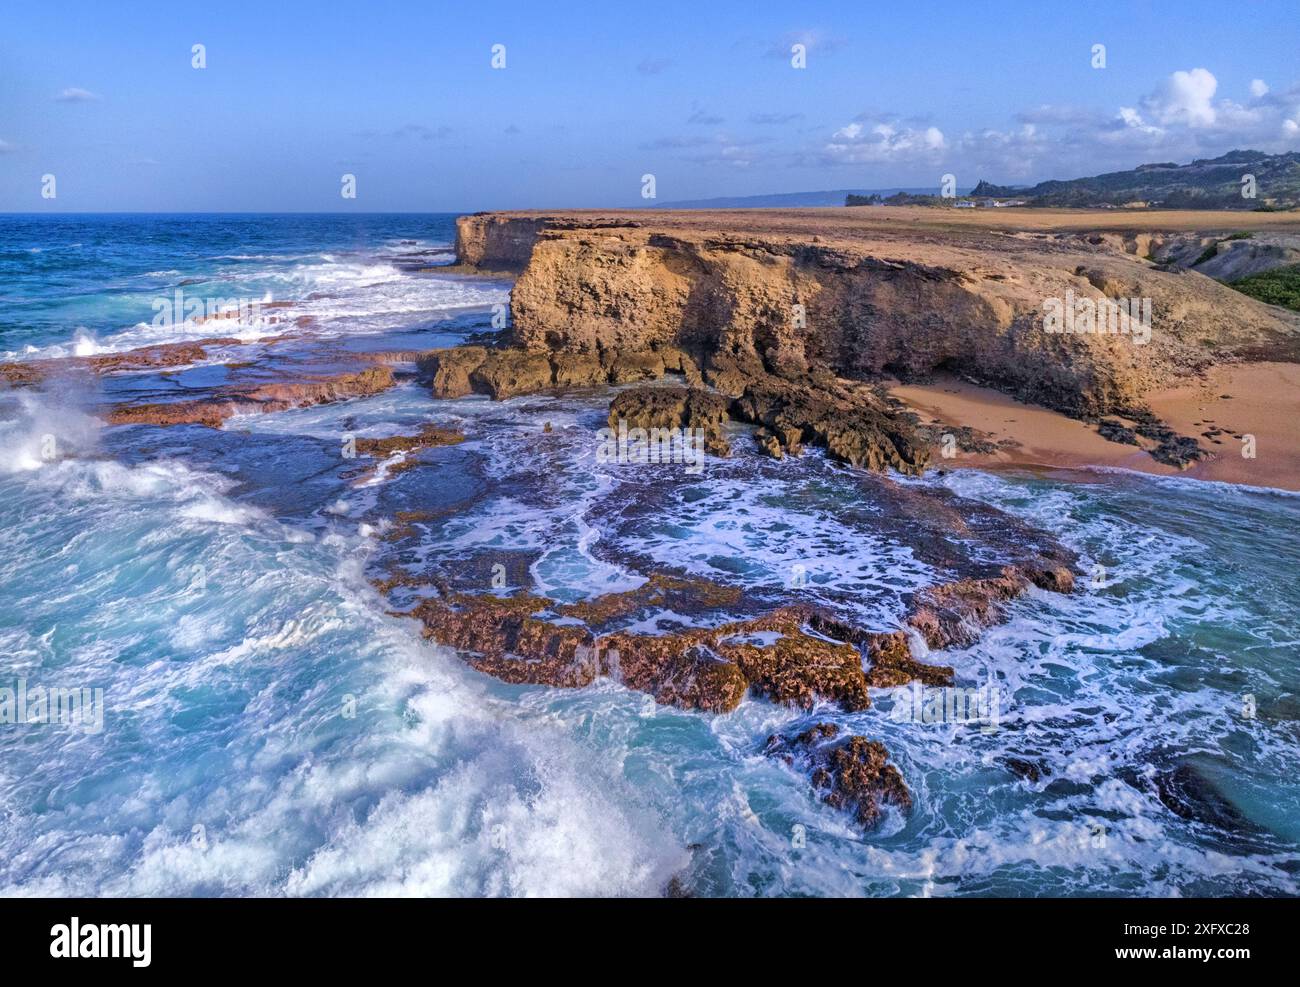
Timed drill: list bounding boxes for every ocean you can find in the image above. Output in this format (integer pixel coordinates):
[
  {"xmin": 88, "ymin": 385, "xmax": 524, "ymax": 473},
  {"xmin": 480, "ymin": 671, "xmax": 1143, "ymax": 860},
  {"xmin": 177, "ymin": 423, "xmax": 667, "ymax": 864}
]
[{"xmin": 1, "ymin": 213, "xmax": 1297, "ymax": 896}]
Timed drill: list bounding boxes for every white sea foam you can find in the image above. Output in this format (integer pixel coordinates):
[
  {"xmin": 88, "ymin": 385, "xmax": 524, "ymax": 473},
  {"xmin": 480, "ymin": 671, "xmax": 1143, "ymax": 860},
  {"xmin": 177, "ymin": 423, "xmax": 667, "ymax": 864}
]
[
  {"xmin": 0, "ymin": 454, "xmax": 687, "ymax": 897},
  {"xmin": 3, "ymin": 254, "xmax": 509, "ymax": 363}
]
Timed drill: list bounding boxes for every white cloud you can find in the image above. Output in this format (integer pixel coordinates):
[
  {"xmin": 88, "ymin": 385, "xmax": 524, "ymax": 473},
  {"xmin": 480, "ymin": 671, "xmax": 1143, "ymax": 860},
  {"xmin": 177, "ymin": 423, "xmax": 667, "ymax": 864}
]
[
  {"xmin": 1098, "ymin": 69, "xmax": 1291, "ymax": 149},
  {"xmin": 824, "ymin": 121, "xmax": 945, "ymax": 163},
  {"xmin": 815, "ymin": 67, "xmax": 1300, "ymax": 183},
  {"xmin": 55, "ymin": 87, "xmax": 102, "ymax": 102},
  {"xmin": 0, "ymin": 139, "xmax": 14, "ymax": 153},
  {"xmin": 1143, "ymin": 68, "xmax": 1218, "ymax": 127},
  {"xmin": 1115, "ymin": 106, "xmax": 1163, "ymax": 136}
]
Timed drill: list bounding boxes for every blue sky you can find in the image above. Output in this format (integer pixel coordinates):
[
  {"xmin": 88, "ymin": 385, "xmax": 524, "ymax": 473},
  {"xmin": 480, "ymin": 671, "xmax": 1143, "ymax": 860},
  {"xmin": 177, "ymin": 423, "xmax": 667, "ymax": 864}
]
[{"xmin": 2, "ymin": 0, "xmax": 1298, "ymax": 211}]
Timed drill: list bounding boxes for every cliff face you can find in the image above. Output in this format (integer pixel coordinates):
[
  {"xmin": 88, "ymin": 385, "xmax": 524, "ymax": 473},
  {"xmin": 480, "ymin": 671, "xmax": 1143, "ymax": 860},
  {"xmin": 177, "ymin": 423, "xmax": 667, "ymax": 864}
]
[
  {"xmin": 456, "ymin": 210, "xmax": 1300, "ymax": 417},
  {"xmin": 454, "ymin": 214, "xmax": 550, "ymax": 269}
]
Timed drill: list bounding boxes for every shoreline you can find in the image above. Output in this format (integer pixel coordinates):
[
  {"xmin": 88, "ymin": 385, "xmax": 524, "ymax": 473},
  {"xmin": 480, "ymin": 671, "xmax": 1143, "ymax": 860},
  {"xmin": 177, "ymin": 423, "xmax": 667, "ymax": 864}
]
[{"xmin": 889, "ymin": 362, "xmax": 1300, "ymax": 492}]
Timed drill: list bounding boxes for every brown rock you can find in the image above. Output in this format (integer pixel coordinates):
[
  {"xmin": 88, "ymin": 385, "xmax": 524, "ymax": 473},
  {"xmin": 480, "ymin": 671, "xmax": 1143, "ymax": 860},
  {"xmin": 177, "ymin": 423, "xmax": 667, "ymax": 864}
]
[
  {"xmin": 766, "ymin": 723, "xmax": 912, "ymax": 829},
  {"xmin": 551, "ymin": 351, "xmax": 607, "ymax": 388},
  {"xmin": 907, "ymin": 566, "xmax": 1030, "ymax": 650},
  {"xmin": 106, "ymin": 366, "xmax": 395, "ymax": 428},
  {"xmin": 400, "ymin": 578, "xmax": 887, "ymax": 713},
  {"xmin": 2, "ymin": 337, "xmax": 245, "ymax": 390},
  {"xmin": 107, "ymin": 400, "xmax": 237, "ymax": 429},
  {"xmin": 556, "ymin": 572, "xmax": 742, "ymax": 625},
  {"xmin": 0, "ymin": 362, "xmax": 48, "ymax": 387},
  {"xmin": 241, "ymin": 366, "xmax": 394, "ymax": 407},
  {"xmin": 607, "ymin": 350, "xmax": 666, "ymax": 384},
  {"xmin": 734, "ymin": 373, "xmax": 929, "ymax": 474},
  {"xmin": 420, "ymin": 346, "xmax": 488, "ymax": 398},
  {"xmin": 860, "ymin": 630, "xmax": 955, "ymax": 688},
  {"xmin": 352, "ymin": 423, "xmax": 465, "ymax": 481},
  {"xmin": 410, "ymin": 593, "xmax": 599, "ymax": 689},
  {"xmin": 607, "ymin": 385, "xmax": 732, "ymax": 457},
  {"xmin": 472, "ymin": 210, "xmax": 1300, "ymax": 422},
  {"xmin": 354, "ymin": 422, "xmax": 465, "ymax": 458},
  {"xmin": 469, "ymin": 349, "xmax": 554, "ymax": 399},
  {"xmin": 656, "ymin": 345, "xmax": 705, "ymax": 388},
  {"xmin": 600, "ymin": 631, "xmax": 749, "ymax": 713},
  {"xmin": 716, "ymin": 626, "xmax": 870, "ymax": 711}
]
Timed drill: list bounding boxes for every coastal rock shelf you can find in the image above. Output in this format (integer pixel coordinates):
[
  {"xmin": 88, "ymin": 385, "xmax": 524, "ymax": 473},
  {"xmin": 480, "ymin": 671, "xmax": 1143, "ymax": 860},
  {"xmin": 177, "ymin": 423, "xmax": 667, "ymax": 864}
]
[{"xmin": 456, "ymin": 207, "xmax": 1300, "ymax": 469}]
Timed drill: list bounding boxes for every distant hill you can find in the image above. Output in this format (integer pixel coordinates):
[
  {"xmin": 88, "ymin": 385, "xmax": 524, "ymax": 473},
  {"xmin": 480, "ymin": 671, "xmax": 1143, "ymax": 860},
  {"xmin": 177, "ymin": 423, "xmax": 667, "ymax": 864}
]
[
  {"xmin": 971, "ymin": 150, "xmax": 1300, "ymax": 209},
  {"xmin": 654, "ymin": 188, "xmax": 966, "ymax": 209}
]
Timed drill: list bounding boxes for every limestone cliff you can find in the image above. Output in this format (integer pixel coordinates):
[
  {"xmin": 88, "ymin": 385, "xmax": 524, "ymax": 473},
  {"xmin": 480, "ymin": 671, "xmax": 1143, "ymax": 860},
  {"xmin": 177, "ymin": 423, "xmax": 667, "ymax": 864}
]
[{"xmin": 456, "ymin": 209, "xmax": 1300, "ymax": 418}]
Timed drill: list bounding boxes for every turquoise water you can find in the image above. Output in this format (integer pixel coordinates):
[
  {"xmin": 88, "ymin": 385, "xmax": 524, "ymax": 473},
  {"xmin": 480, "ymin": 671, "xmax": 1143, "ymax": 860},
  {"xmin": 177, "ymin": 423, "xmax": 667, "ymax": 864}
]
[{"xmin": 1, "ymin": 215, "xmax": 1297, "ymax": 896}]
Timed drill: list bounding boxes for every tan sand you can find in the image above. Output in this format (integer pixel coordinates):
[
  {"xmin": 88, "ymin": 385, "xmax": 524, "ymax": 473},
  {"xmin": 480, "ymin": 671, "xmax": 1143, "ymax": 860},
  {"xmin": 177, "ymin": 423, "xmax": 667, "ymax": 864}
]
[{"xmin": 891, "ymin": 362, "xmax": 1300, "ymax": 492}]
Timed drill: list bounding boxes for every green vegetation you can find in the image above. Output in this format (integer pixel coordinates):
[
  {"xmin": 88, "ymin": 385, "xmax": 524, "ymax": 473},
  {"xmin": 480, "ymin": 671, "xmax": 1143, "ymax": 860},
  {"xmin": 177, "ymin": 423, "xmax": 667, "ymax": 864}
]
[
  {"xmin": 1192, "ymin": 244, "xmax": 1219, "ymax": 266},
  {"xmin": 1228, "ymin": 264, "xmax": 1300, "ymax": 312},
  {"xmin": 1191, "ymin": 231, "xmax": 1255, "ymax": 266},
  {"xmin": 969, "ymin": 150, "xmax": 1300, "ymax": 210},
  {"xmin": 846, "ymin": 192, "xmax": 948, "ymax": 207}
]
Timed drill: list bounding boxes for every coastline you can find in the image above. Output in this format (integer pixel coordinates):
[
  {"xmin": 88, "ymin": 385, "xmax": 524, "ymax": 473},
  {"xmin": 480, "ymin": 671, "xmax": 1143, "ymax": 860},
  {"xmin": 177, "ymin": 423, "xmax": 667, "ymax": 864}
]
[{"xmin": 890, "ymin": 362, "xmax": 1300, "ymax": 492}]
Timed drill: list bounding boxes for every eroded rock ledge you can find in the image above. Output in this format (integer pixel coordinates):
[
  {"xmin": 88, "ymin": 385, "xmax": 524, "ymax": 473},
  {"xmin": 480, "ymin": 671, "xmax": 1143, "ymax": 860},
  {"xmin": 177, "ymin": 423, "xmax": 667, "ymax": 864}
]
[
  {"xmin": 105, "ymin": 366, "xmax": 397, "ymax": 427},
  {"xmin": 381, "ymin": 539, "xmax": 1073, "ymax": 715},
  {"xmin": 454, "ymin": 209, "xmax": 1300, "ymax": 468}
]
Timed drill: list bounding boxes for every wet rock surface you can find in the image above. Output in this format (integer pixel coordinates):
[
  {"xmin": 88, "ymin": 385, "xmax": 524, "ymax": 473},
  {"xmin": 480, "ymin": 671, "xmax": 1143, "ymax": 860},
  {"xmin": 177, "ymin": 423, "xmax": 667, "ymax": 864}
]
[
  {"xmin": 909, "ymin": 562, "xmax": 1075, "ymax": 650},
  {"xmin": 2, "ymin": 337, "xmax": 246, "ymax": 389},
  {"xmin": 732, "ymin": 372, "xmax": 930, "ymax": 474},
  {"xmin": 105, "ymin": 366, "xmax": 397, "ymax": 428},
  {"xmin": 607, "ymin": 385, "xmax": 731, "ymax": 457},
  {"xmin": 1150, "ymin": 759, "xmax": 1262, "ymax": 835},
  {"xmin": 1125, "ymin": 407, "xmax": 1209, "ymax": 468},
  {"xmin": 392, "ymin": 332, "xmax": 938, "ymax": 477},
  {"xmin": 765, "ymin": 723, "xmax": 912, "ymax": 830},
  {"xmin": 1002, "ymin": 756, "xmax": 1053, "ymax": 783},
  {"xmin": 350, "ymin": 423, "xmax": 465, "ymax": 482},
  {"xmin": 398, "ymin": 581, "xmax": 882, "ymax": 714},
  {"xmin": 385, "ymin": 508, "xmax": 1074, "ymax": 719}
]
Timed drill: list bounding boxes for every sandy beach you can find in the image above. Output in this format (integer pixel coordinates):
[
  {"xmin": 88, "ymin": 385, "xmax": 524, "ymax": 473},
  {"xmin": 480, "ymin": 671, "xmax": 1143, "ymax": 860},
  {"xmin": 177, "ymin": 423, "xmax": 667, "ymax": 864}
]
[{"xmin": 891, "ymin": 362, "xmax": 1300, "ymax": 492}]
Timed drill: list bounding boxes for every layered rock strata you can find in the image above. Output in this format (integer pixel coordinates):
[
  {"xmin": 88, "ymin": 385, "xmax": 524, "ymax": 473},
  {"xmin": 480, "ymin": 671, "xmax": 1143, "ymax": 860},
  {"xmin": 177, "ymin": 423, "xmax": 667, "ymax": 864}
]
[{"xmin": 452, "ymin": 210, "xmax": 1300, "ymax": 468}]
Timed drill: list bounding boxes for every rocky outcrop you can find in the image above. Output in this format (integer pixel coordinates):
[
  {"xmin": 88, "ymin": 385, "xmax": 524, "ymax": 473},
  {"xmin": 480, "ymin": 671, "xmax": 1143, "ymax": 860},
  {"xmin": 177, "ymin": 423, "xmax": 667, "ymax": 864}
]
[
  {"xmin": 458, "ymin": 210, "xmax": 1300, "ymax": 423},
  {"xmin": 395, "ymin": 569, "xmax": 974, "ymax": 715},
  {"xmin": 454, "ymin": 214, "xmax": 550, "ymax": 270},
  {"xmin": 455, "ymin": 212, "xmax": 643, "ymax": 270},
  {"xmin": 354, "ymin": 423, "xmax": 464, "ymax": 458},
  {"xmin": 350, "ymin": 423, "xmax": 465, "ymax": 483},
  {"xmin": 1, "ymin": 337, "xmax": 244, "ymax": 389},
  {"xmin": 419, "ymin": 343, "xmax": 669, "ymax": 399},
  {"xmin": 407, "ymin": 589, "xmax": 880, "ymax": 714},
  {"xmin": 765, "ymin": 723, "xmax": 912, "ymax": 829},
  {"xmin": 731, "ymin": 371, "xmax": 929, "ymax": 473},
  {"xmin": 106, "ymin": 366, "xmax": 396, "ymax": 427},
  {"xmin": 607, "ymin": 386, "xmax": 731, "ymax": 457},
  {"xmin": 908, "ymin": 562, "xmax": 1075, "ymax": 651},
  {"xmin": 417, "ymin": 341, "xmax": 932, "ymax": 474},
  {"xmin": 418, "ymin": 346, "xmax": 489, "ymax": 398}
]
